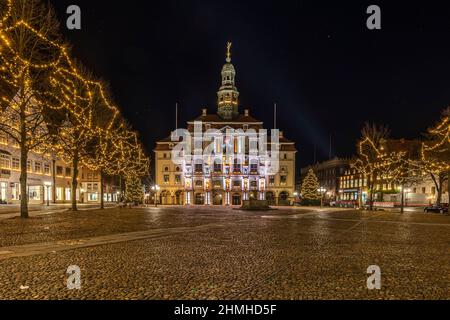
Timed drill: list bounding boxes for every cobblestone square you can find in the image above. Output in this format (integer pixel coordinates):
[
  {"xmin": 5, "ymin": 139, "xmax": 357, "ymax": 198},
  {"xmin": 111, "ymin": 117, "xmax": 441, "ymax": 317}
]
[{"xmin": 0, "ymin": 207, "xmax": 448, "ymax": 300}]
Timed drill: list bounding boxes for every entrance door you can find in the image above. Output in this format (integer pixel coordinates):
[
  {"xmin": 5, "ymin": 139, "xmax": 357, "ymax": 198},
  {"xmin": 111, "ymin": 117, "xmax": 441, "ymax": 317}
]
[
  {"xmin": 212, "ymin": 191, "xmax": 223, "ymax": 205},
  {"xmin": 232, "ymin": 193, "xmax": 241, "ymax": 206},
  {"xmin": 0, "ymin": 182, "xmax": 7, "ymax": 203},
  {"xmin": 195, "ymin": 193, "xmax": 205, "ymax": 205}
]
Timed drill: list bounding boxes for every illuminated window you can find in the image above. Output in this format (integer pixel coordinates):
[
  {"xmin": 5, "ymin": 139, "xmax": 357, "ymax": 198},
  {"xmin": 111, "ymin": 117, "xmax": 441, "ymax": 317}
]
[
  {"xmin": 0, "ymin": 154, "xmax": 11, "ymax": 169},
  {"xmin": 195, "ymin": 180, "xmax": 203, "ymax": 187},
  {"xmin": 175, "ymin": 175, "xmax": 181, "ymax": 184},
  {"xmin": 28, "ymin": 186, "xmax": 41, "ymax": 201},
  {"xmin": 65, "ymin": 188, "xmax": 71, "ymax": 201},
  {"xmin": 34, "ymin": 161, "xmax": 41, "ymax": 174},
  {"xmin": 44, "ymin": 163, "xmax": 50, "ymax": 175},
  {"xmin": 56, "ymin": 187, "xmax": 63, "ymax": 200},
  {"xmin": 27, "ymin": 160, "xmax": 32, "ymax": 172},
  {"xmin": 11, "ymin": 183, "xmax": 20, "ymax": 200},
  {"xmin": 12, "ymin": 158, "xmax": 19, "ymax": 170},
  {"xmin": 0, "ymin": 134, "xmax": 7, "ymax": 145},
  {"xmin": 269, "ymin": 176, "xmax": 275, "ymax": 185}
]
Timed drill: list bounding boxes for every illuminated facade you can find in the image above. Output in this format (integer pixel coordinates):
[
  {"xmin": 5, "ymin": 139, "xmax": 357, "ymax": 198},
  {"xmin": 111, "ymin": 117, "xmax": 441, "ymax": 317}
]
[
  {"xmin": 154, "ymin": 45, "xmax": 297, "ymax": 206},
  {"xmin": 0, "ymin": 134, "xmax": 119, "ymax": 205},
  {"xmin": 338, "ymin": 139, "xmax": 449, "ymax": 206}
]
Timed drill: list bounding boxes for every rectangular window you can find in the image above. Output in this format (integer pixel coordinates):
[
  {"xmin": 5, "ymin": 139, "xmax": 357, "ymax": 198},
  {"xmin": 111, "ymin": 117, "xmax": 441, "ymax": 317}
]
[
  {"xmin": 164, "ymin": 175, "xmax": 170, "ymax": 183},
  {"xmin": 27, "ymin": 160, "xmax": 32, "ymax": 172},
  {"xmin": 56, "ymin": 166, "xmax": 63, "ymax": 176},
  {"xmin": 65, "ymin": 167, "xmax": 71, "ymax": 177},
  {"xmin": 56, "ymin": 187, "xmax": 63, "ymax": 201},
  {"xmin": 422, "ymin": 187, "xmax": 426, "ymax": 194},
  {"xmin": 431, "ymin": 187, "xmax": 436, "ymax": 195},
  {"xmin": 214, "ymin": 162, "xmax": 222, "ymax": 172},
  {"xmin": 195, "ymin": 163, "xmax": 203, "ymax": 173},
  {"xmin": 280, "ymin": 175, "xmax": 287, "ymax": 185},
  {"xmin": 34, "ymin": 161, "xmax": 42, "ymax": 174},
  {"xmin": 0, "ymin": 154, "xmax": 11, "ymax": 169},
  {"xmin": 175, "ymin": 175, "xmax": 181, "ymax": 184},
  {"xmin": 93, "ymin": 183, "xmax": 98, "ymax": 191},
  {"xmin": 0, "ymin": 182, "xmax": 7, "ymax": 202},
  {"xmin": 269, "ymin": 176, "xmax": 275, "ymax": 185},
  {"xmin": 12, "ymin": 157, "xmax": 19, "ymax": 170},
  {"xmin": 0, "ymin": 134, "xmax": 7, "ymax": 145},
  {"xmin": 87, "ymin": 173, "xmax": 93, "ymax": 179},
  {"xmin": 11, "ymin": 183, "xmax": 20, "ymax": 200},
  {"xmin": 44, "ymin": 163, "xmax": 50, "ymax": 175},
  {"xmin": 28, "ymin": 186, "xmax": 41, "ymax": 201},
  {"xmin": 65, "ymin": 188, "xmax": 71, "ymax": 201}
]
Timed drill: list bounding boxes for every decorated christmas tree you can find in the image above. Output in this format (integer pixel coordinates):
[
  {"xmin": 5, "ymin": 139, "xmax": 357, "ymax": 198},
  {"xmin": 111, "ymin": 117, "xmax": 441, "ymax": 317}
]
[
  {"xmin": 124, "ymin": 176, "xmax": 144, "ymax": 205},
  {"xmin": 301, "ymin": 169, "xmax": 320, "ymax": 204}
]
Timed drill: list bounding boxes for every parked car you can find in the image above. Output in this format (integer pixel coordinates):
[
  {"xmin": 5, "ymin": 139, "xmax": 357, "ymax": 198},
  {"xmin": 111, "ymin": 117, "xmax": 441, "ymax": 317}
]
[{"xmin": 424, "ymin": 203, "xmax": 449, "ymax": 214}]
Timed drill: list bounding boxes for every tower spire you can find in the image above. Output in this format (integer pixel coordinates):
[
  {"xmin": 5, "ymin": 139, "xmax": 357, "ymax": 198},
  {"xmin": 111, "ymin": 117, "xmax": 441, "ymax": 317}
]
[
  {"xmin": 217, "ymin": 42, "xmax": 239, "ymax": 120},
  {"xmin": 226, "ymin": 42, "xmax": 232, "ymax": 63}
]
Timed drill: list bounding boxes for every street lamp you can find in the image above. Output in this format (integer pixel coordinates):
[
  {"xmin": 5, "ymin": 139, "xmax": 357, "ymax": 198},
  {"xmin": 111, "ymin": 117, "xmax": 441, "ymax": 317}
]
[
  {"xmin": 317, "ymin": 187, "xmax": 326, "ymax": 207},
  {"xmin": 151, "ymin": 185, "xmax": 160, "ymax": 207},
  {"xmin": 44, "ymin": 182, "xmax": 52, "ymax": 206}
]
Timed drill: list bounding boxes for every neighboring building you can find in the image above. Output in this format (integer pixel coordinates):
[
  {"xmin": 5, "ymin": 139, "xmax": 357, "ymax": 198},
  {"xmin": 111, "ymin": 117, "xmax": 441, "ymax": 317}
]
[
  {"xmin": 338, "ymin": 138, "xmax": 449, "ymax": 206},
  {"xmin": 154, "ymin": 45, "xmax": 297, "ymax": 206},
  {"xmin": 0, "ymin": 133, "xmax": 119, "ymax": 205},
  {"xmin": 300, "ymin": 157, "xmax": 350, "ymax": 201}
]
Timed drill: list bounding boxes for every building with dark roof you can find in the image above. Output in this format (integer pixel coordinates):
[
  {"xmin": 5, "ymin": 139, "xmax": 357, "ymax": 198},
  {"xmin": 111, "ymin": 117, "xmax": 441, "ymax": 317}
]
[{"xmin": 154, "ymin": 44, "xmax": 297, "ymax": 206}]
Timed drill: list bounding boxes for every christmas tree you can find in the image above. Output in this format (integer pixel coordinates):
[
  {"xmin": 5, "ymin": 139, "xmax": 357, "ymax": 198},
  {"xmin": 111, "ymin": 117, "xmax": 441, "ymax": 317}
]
[
  {"xmin": 124, "ymin": 176, "xmax": 144, "ymax": 205},
  {"xmin": 301, "ymin": 169, "xmax": 320, "ymax": 204}
]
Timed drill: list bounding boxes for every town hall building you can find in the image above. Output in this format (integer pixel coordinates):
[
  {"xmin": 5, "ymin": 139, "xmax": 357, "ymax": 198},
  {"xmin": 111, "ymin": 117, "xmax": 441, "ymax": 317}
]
[{"xmin": 154, "ymin": 44, "xmax": 297, "ymax": 206}]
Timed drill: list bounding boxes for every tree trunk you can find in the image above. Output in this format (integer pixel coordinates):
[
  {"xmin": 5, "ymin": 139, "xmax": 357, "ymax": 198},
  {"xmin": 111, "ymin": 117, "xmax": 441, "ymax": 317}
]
[
  {"xmin": 368, "ymin": 177, "xmax": 374, "ymax": 211},
  {"xmin": 52, "ymin": 159, "xmax": 56, "ymax": 203},
  {"xmin": 436, "ymin": 174, "xmax": 444, "ymax": 205},
  {"xmin": 400, "ymin": 183, "xmax": 405, "ymax": 214},
  {"xmin": 19, "ymin": 97, "xmax": 28, "ymax": 218},
  {"xmin": 19, "ymin": 145, "xmax": 28, "ymax": 218},
  {"xmin": 100, "ymin": 170, "xmax": 104, "ymax": 209},
  {"xmin": 71, "ymin": 154, "xmax": 79, "ymax": 211},
  {"xmin": 430, "ymin": 173, "xmax": 441, "ymax": 205}
]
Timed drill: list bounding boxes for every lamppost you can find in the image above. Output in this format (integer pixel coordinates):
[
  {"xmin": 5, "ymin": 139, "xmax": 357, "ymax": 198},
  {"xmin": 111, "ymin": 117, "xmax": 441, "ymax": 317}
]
[
  {"xmin": 151, "ymin": 185, "xmax": 160, "ymax": 207},
  {"xmin": 44, "ymin": 182, "xmax": 52, "ymax": 206},
  {"xmin": 318, "ymin": 187, "xmax": 326, "ymax": 207},
  {"xmin": 293, "ymin": 192, "xmax": 299, "ymax": 205}
]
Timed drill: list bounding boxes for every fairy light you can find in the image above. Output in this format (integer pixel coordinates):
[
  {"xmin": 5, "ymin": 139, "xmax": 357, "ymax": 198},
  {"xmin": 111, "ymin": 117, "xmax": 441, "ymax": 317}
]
[{"xmin": 0, "ymin": 0, "xmax": 150, "ymax": 181}]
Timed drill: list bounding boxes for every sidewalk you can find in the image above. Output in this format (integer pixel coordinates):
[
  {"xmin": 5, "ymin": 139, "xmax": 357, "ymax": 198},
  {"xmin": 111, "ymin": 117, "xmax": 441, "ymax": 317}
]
[{"xmin": 0, "ymin": 203, "xmax": 116, "ymax": 220}]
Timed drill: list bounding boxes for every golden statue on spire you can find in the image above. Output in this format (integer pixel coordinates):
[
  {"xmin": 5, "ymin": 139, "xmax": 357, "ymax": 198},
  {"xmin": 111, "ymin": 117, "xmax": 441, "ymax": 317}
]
[{"xmin": 226, "ymin": 42, "xmax": 232, "ymax": 62}]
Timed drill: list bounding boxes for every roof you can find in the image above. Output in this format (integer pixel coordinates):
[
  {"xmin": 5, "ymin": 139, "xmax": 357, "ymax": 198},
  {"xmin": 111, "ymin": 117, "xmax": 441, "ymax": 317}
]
[{"xmin": 190, "ymin": 113, "xmax": 262, "ymax": 124}]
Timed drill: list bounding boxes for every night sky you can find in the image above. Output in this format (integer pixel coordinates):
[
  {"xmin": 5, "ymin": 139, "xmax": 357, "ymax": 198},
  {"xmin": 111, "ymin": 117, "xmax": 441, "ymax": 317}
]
[{"xmin": 51, "ymin": 0, "xmax": 450, "ymax": 168}]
